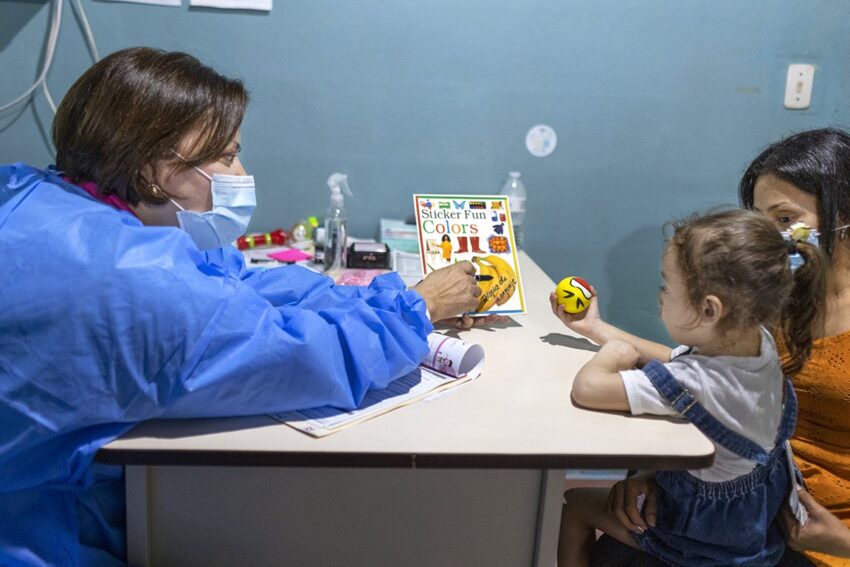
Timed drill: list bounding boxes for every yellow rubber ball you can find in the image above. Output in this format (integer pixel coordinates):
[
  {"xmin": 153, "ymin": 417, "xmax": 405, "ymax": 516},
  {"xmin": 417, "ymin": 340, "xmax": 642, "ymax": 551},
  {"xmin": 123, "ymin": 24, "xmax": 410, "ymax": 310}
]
[{"xmin": 555, "ymin": 276, "xmax": 592, "ymax": 314}]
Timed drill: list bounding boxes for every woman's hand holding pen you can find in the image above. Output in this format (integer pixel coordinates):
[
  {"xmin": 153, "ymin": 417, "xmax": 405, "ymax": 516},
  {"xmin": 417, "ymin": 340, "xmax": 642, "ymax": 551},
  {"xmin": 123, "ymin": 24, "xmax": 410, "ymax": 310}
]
[{"xmin": 413, "ymin": 261, "xmax": 481, "ymax": 323}]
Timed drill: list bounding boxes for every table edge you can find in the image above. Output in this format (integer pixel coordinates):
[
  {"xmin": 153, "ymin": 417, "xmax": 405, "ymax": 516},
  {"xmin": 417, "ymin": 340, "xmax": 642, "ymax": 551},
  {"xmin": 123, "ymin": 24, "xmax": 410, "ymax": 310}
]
[{"xmin": 96, "ymin": 448, "xmax": 714, "ymax": 470}]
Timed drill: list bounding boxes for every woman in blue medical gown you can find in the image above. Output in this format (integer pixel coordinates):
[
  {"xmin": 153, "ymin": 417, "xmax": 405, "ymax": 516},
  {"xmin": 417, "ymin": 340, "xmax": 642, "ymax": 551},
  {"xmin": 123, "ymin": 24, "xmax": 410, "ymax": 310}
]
[{"xmin": 0, "ymin": 47, "xmax": 484, "ymax": 566}]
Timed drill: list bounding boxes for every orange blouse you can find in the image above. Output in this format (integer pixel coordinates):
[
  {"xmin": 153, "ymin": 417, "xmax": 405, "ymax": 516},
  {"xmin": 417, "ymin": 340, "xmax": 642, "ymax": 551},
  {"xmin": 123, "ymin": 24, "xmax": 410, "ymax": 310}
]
[{"xmin": 782, "ymin": 330, "xmax": 850, "ymax": 566}]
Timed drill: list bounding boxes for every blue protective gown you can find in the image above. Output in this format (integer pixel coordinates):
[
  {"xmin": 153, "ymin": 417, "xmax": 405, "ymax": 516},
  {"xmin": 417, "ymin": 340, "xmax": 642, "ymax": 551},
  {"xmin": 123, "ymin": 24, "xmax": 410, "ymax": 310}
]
[{"xmin": 0, "ymin": 164, "xmax": 433, "ymax": 566}]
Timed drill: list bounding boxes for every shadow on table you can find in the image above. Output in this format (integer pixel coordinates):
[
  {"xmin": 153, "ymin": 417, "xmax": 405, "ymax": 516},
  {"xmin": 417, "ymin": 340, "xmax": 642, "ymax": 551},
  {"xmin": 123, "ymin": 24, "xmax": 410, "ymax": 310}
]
[
  {"xmin": 119, "ymin": 415, "xmax": 278, "ymax": 440},
  {"xmin": 540, "ymin": 333, "xmax": 600, "ymax": 352},
  {"xmin": 437, "ymin": 316, "xmax": 522, "ymax": 338}
]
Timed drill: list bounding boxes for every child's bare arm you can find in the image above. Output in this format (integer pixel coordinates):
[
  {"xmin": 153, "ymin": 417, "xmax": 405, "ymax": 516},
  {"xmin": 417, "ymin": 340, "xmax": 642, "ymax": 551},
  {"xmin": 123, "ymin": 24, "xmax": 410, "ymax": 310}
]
[
  {"xmin": 589, "ymin": 322, "xmax": 672, "ymax": 365},
  {"xmin": 571, "ymin": 340, "xmax": 638, "ymax": 411},
  {"xmin": 549, "ymin": 292, "xmax": 672, "ymax": 364}
]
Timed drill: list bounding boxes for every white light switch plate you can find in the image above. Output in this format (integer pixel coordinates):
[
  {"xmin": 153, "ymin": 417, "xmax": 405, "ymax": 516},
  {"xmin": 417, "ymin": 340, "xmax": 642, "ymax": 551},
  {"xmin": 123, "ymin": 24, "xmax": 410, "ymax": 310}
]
[{"xmin": 784, "ymin": 64, "xmax": 815, "ymax": 110}]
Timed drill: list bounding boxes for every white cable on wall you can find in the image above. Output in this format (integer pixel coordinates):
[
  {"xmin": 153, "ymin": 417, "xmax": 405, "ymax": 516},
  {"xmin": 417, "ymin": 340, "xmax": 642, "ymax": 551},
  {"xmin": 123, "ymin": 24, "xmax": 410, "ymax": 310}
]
[
  {"xmin": 0, "ymin": 0, "xmax": 100, "ymax": 116},
  {"xmin": 72, "ymin": 0, "xmax": 100, "ymax": 62},
  {"xmin": 0, "ymin": 0, "xmax": 63, "ymax": 114},
  {"xmin": 42, "ymin": 82, "xmax": 58, "ymax": 115}
]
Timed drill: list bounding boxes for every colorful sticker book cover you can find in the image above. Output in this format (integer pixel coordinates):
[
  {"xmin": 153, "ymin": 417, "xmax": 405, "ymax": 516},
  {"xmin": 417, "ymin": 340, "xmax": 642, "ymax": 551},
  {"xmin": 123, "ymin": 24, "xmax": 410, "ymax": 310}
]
[{"xmin": 413, "ymin": 194, "xmax": 526, "ymax": 315}]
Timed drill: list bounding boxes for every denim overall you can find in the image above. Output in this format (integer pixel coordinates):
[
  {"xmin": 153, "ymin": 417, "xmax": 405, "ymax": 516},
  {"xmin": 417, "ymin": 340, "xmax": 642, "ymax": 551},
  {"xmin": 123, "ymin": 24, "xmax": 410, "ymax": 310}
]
[{"xmin": 633, "ymin": 359, "xmax": 798, "ymax": 567}]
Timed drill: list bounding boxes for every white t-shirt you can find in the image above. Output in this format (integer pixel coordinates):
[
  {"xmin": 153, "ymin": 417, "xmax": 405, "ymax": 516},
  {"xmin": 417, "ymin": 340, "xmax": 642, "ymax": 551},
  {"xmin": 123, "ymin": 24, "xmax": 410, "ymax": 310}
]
[{"xmin": 620, "ymin": 328, "xmax": 785, "ymax": 482}]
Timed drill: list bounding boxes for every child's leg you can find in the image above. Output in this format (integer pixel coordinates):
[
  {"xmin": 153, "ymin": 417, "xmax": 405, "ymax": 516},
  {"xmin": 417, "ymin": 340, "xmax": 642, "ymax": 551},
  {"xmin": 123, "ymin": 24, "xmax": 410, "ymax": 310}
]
[{"xmin": 558, "ymin": 487, "xmax": 642, "ymax": 567}]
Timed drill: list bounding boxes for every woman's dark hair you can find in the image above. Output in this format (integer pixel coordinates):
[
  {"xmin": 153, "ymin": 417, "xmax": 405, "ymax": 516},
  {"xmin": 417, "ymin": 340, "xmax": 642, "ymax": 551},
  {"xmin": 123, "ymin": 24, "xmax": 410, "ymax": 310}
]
[
  {"xmin": 739, "ymin": 128, "xmax": 850, "ymax": 261},
  {"xmin": 53, "ymin": 47, "xmax": 248, "ymax": 205},
  {"xmin": 669, "ymin": 209, "xmax": 826, "ymax": 375}
]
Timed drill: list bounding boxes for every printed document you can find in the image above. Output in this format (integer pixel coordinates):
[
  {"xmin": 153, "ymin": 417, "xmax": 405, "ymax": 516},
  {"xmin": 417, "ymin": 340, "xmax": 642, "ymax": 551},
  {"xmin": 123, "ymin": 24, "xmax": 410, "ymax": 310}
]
[{"xmin": 271, "ymin": 333, "xmax": 483, "ymax": 437}]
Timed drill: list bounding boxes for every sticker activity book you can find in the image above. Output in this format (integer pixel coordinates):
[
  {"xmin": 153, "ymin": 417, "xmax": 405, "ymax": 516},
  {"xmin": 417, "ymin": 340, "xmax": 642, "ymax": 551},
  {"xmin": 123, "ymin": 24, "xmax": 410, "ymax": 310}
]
[{"xmin": 413, "ymin": 195, "xmax": 526, "ymax": 316}]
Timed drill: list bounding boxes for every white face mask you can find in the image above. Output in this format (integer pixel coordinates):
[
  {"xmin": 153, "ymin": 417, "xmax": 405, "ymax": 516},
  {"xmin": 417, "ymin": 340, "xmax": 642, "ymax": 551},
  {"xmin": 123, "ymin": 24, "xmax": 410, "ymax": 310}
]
[{"xmin": 168, "ymin": 157, "xmax": 257, "ymax": 251}]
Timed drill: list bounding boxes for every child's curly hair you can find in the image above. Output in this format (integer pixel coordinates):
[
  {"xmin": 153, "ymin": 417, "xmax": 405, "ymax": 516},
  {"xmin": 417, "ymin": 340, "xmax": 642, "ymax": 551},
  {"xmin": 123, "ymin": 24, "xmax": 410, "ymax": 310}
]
[{"xmin": 667, "ymin": 209, "xmax": 825, "ymax": 375}]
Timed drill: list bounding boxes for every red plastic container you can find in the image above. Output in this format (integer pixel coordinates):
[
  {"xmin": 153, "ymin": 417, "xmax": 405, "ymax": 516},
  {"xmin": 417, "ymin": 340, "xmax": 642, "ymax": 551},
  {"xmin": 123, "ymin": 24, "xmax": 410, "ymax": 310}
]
[{"xmin": 236, "ymin": 228, "xmax": 287, "ymax": 250}]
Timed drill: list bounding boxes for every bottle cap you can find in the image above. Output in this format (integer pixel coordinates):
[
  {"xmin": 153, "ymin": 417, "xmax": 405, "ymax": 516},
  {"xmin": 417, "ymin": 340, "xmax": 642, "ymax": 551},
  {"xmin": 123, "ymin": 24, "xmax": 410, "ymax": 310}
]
[{"xmin": 327, "ymin": 173, "xmax": 353, "ymax": 196}]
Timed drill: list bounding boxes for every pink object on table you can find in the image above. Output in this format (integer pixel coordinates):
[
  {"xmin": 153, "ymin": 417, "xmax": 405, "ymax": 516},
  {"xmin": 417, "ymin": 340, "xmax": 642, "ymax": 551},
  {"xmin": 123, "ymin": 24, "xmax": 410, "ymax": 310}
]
[
  {"xmin": 267, "ymin": 249, "xmax": 313, "ymax": 263},
  {"xmin": 334, "ymin": 269, "xmax": 389, "ymax": 286}
]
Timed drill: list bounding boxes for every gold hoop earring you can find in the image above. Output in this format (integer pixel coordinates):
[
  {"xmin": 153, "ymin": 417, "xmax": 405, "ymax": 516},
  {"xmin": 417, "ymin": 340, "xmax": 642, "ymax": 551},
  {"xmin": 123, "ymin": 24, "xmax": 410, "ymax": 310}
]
[{"xmin": 147, "ymin": 183, "xmax": 162, "ymax": 196}]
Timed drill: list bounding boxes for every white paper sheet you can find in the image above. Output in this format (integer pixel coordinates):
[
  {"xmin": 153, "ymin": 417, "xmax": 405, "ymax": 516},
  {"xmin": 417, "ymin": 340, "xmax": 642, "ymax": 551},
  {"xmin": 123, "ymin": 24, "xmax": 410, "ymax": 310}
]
[
  {"xmin": 785, "ymin": 440, "xmax": 809, "ymax": 525},
  {"xmin": 189, "ymin": 0, "xmax": 272, "ymax": 10},
  {"xmin": 271, "ymin": 367, "xmax": 475, "ymax": 437},
  {"xmin": 105, "ymin": 0, "xmax": 181, "ymax": 6},
  {"xmin": 272, "ymin": 333, "xmax": 485, "ymax": 437}
]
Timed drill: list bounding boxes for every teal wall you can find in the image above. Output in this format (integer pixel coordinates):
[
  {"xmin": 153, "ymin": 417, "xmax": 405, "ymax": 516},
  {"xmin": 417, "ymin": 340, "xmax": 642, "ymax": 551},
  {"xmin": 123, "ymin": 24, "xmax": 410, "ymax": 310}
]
[{"xmin": 3, "ymin": 0, "xmax": 850, "ymax": 342}]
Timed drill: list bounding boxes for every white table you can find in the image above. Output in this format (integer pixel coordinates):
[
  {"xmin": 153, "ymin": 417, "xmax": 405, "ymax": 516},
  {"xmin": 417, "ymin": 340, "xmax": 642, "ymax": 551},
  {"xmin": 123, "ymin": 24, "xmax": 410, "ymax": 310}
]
[{"xmin": 98, "ymin": 253, "xmax": 714, "ymax": 567}]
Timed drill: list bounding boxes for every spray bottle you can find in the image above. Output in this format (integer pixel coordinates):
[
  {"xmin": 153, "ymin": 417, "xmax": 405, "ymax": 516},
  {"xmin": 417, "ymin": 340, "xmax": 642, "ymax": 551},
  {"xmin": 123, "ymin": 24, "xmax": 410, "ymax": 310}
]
[{"xmin": 324, "ymin": 173, "xmax": 353, "ymax": 272}]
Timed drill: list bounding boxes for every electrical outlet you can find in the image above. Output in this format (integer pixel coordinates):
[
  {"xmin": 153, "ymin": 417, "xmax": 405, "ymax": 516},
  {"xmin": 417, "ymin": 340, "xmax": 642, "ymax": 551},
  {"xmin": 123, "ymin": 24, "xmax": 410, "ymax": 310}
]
[{"xmin": 784, "ymin": 64, "xmax": 815, "ymax": 110}]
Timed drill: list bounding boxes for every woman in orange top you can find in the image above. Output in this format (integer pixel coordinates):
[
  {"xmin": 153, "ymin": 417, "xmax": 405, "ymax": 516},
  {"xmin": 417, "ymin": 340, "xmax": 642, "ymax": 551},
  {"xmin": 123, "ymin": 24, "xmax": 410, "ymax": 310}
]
[
  {"xmin": 588, "ymin": 129, "xmax": 850, "ymax": 567},
  {"xmin": 739, "ymin": 128, "xmax": 850, "ymax": 565}
]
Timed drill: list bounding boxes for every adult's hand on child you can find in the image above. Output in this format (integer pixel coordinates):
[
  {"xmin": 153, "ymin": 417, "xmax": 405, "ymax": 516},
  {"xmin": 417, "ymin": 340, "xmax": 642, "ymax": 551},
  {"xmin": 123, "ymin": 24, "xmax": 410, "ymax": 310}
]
[
  {"xmin": 780, "ymin": 487, "xmax": 850, "ymax": 557},
  {"xmin": 413, "ymin": 262, "xmax": 480, "ymax": 323},
  {"xmin": 607, "ymin": 471, "xmax": 658, "ymax": 534},
  {"xmin": 549, "ymin": 286, "xmax": 603, "ymax": 340}
]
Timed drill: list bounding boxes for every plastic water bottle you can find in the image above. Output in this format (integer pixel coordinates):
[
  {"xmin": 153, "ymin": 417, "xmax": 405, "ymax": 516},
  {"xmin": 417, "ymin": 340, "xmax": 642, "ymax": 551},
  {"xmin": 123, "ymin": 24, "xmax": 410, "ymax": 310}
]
[
  {"xmin": 324, "ymin": 173, "xmax": 353, "ymax": 272},
  {"xmin": 500, "ymin": 171, "xmax": 527, "ymax": 249}
]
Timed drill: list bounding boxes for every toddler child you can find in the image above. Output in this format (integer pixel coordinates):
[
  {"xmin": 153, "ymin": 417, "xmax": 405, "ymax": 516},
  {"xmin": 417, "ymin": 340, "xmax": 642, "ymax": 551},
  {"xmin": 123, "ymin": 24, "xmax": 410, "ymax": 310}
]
[{"xmin": 551, "ymin": 209, "xmax": 825, "ymax": 566}]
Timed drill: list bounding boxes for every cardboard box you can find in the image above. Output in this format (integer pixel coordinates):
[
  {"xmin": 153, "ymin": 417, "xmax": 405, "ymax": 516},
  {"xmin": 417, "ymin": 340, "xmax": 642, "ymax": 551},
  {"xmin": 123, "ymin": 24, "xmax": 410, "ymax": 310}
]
[{"xmin": 380, "ymin": 218, "xmax": 419, "ymax": 254}]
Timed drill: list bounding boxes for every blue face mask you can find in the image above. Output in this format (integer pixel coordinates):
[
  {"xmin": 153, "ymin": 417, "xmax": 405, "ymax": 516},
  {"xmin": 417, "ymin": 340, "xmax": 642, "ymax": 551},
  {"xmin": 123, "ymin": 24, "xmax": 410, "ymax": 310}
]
[
  {"xmin": 781, "ymin": 223, "xmax": 818, "ymax": 272},
  {"xmin": 781, "ymin": 221, "xmax": 849, "ymax": 271},
  {"xmin": 170, "ymin": 167, "xmax": 257, "ymax": 251}
]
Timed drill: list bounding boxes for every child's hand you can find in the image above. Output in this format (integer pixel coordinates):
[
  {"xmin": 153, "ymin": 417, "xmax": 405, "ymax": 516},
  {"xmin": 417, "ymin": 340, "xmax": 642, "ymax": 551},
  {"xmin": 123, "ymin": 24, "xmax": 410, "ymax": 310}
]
[
  {"xmin": 549, "ymin": 286, "xmax": 602, "ymax": 340},
  {"xmin": 598, "ymin": 340, "xmax": 640, "ymax": 370}
]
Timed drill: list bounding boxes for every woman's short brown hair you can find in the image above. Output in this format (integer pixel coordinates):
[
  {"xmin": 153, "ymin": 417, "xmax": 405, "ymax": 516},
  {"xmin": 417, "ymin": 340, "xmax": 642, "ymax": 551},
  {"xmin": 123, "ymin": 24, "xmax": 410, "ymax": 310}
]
[{"xmin": 53, "ymin": 47, "xmax": 248, "ymax": 205}]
